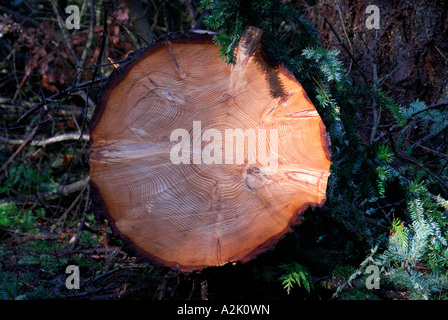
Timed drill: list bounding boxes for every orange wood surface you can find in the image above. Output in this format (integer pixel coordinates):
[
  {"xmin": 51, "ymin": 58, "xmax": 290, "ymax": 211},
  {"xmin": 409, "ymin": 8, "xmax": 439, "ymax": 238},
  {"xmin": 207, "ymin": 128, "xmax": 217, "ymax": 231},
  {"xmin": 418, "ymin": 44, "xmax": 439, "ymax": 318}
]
[{"xmin": 90, "ymin": 27, "xmax": 331, "ymax": 271}]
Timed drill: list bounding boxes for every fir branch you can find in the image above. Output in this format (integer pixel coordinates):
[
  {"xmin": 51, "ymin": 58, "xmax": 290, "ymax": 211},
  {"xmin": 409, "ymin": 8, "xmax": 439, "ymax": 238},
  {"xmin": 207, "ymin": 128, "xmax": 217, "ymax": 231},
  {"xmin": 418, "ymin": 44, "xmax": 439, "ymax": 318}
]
[{"xmin": 332, "ymin": 245, "xmax": 378, "ymax": 299}]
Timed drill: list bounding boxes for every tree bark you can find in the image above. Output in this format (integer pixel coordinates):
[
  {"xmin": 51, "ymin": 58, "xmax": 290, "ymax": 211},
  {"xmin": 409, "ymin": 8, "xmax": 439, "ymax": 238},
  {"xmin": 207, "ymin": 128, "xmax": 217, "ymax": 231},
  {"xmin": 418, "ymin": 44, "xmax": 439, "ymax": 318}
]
[
  {"xmin": 125, "ymin": 0, "xmax": 153, "ymax": 46},
  {"xmin": 308, "ymin": 0, "xmax": 448, "ymax": 106}
]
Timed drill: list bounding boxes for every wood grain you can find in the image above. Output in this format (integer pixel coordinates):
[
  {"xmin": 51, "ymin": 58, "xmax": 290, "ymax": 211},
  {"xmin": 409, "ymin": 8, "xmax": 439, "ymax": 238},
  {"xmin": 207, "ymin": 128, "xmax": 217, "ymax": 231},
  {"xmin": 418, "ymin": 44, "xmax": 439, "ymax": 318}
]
[{"xmin": 90, "ymin": 27, "xmax": 331, "ymax": 271}]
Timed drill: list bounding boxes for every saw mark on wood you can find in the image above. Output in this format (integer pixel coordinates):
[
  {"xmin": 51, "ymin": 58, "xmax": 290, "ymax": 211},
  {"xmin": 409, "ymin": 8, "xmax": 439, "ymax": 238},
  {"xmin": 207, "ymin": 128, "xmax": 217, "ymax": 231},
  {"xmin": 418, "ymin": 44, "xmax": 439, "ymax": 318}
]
[{"xmin": 217, "ymin": 236, "xmax": 222, "ymax": 265}]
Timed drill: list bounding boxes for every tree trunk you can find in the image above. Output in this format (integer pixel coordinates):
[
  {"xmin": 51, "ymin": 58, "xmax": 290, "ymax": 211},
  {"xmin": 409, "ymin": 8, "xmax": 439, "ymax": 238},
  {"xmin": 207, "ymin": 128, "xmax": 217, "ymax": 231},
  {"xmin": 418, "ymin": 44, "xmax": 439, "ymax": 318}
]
[
  {"xmin": 309, "ymin": 0, "xmax": 448, "ymax": 106},
  {"xmin": 125, "ymin": 0, "xmax": 153, "ymax": 46}
]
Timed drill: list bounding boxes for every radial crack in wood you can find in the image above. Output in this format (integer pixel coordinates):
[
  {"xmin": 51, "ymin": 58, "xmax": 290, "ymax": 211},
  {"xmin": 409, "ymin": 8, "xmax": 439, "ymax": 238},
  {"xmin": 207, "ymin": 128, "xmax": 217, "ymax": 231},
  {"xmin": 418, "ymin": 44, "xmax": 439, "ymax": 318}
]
[{"xmin": 89, "ymin": 26, "xmax": 331, "ymax": 271}]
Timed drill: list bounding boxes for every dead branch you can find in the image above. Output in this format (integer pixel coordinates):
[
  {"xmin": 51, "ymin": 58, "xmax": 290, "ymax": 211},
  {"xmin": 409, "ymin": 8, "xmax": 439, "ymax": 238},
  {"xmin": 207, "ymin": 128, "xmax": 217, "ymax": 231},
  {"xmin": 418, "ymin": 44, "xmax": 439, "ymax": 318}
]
[
  {"xmin": 70, "ymin": 184, "xmax": 91, "ymax": 250},
  {"xmin": 0, "ymin": 124, "xmax": 39, "ymax": 174},
  {"xmin": 59, "ymin": 180, "xmax": 88, "ymax": 226},
  {"xmin": 11, "ymin": 231, "xmax": 73, "ymax": 244},
  {"xmin": 0, "ymin": 132, "xmax": 89, "ymax": 146},
  {"xmin": 16, "ymin": 76, "xmax": 107, "ymax": 123},
  {"xmin": 314, "ymin": 277, "xmax": 411, "ymax": 300},
  {"xmin": 51, "ymin": 0, "xmax": 79, "ymax": 67},
  {"xmin": 15, "ymin": 176, "xmax": 90, "ymax": 203},
  {"xmin": 54, "ymin": 176, "xmax": 90, "ymax": 199}
]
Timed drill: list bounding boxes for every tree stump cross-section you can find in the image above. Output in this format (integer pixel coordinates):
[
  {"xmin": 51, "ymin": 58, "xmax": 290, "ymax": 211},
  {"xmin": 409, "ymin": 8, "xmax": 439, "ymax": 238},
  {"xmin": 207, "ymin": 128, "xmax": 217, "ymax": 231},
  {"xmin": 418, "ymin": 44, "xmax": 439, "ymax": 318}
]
[{"xmin": 89, "ymin": 26, "xmax": 331, "ymax": 271}]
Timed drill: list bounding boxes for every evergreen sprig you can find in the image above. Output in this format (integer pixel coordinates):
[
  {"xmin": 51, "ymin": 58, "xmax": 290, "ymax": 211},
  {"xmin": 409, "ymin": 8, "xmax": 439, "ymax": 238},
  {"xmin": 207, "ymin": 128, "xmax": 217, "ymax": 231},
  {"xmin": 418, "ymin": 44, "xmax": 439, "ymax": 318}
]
[{"xmin": 279, "ymin": 262, "xmax": 313, "ymax": 294}]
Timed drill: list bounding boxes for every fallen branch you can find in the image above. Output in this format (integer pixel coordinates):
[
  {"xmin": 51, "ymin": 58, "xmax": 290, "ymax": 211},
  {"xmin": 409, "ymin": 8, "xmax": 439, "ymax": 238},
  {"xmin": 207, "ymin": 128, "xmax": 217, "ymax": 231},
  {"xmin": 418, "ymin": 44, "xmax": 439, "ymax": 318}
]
[
  {"xmin": 11, "ymin": 231, "xmax": 74, "ymax": 244},
  {"xmin": 0, "ymin": 124, "xmax": 39, "ymax": 174},
  {"xmin": 59, "ymin": 181, "xmax": 88, "ymax": 226},
  {"xmin": 331, "ymin": 245, "xmax": 378, "ymax": 299},
  {"xmin": 67, "ymin": 246, "xmax": 121, "ymax": 255},
  {"xmin": 10, "ymin": 176, "xmax": 91, "ymax": 203},
  {"xmin": 70, "ymin": 184, "xmax": 91, "ymax": 251},
  {"xmin": 50, "ymin": 176, "xmax": 90, "ymax": 200},
  {"xmin": 0, "ymin": 132, "xmax": 89, "ymax": 147},
  {"xmin": 314, "ymin": 276, "xmax": 411, "ymax": 300}
]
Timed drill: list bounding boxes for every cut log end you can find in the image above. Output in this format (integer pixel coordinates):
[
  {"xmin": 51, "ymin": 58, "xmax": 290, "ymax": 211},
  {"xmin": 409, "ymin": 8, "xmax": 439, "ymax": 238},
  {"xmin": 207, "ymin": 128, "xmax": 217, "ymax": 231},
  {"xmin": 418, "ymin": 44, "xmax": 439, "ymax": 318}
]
[{"xmin": 89, "ymin": 26, "xmax": 331, "ymax": 272}]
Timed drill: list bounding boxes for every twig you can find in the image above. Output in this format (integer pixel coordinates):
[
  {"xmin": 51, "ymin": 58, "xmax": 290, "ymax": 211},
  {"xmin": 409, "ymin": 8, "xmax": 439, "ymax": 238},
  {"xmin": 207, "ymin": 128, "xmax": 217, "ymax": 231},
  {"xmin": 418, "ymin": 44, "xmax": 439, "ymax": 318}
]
[
  {"xmin": 52, "ymin": 0, "xmax": 79, "ymax": 66},
  {"xmin": 149, "ymin": 0, "xmax": 161, "ymax": 33},
  {"xmin": 379, "ymin": 62, "xmax": 405, "ymax": 86},
  {"xmin": 0, "ymin": 97, "xmax": 35, "ymax": 109},
  {"xmin": 75, "ymin": 90, "xmax": 97, "ymax": 120},
  {"xmin": 331, "ymin": 245, "xmax": 378, "ymax": 299},
  {"xmin": 61, "ymin": 246, "xmax": 120, "ymax": 255},
  {"xmin": 183, "ymin": 0, "xmax": 197, "ymax": 28},
  {"xmin": 16, "ymin": 76, "xmax": 107, "ymax": 123},
  {"xmin": 70, "ymin": 184, "xmax": 90, "ymax": 250},
  {"xmin": 11, "ymin": 232, "xmax": 65, "ymax": 244},
  {"xmin": 57, "ymin": 176, "xmax": 90, "ymax": 198},
  {"xmin": 156, "ymin": 274, "xmax": 170, "ymax": 300},
  {"xmin": 201, "ymin": 280, "xmax": 208, "ymax": 300},
  {"xmin": 79, "ymin": 1, "xmax": 107, "ymax": 146},
  {"xmin": 409, "ymin": 99, "xmax": 448, "ymax": 117},
  {"xmin": 7, "ymin": 176, "xmax": 90, "ymax": 205},
  {"xmin": 376, "ymin": 199, "xmax": 406, "ymax": 211},
  {"xmin": 0, "ymin": 99, "xmax": 85, "ymax": 120},
  {"xmin": 0, "ymin": 124, "xmax": 38, "ymax": 174},
  {"xmin": 0, "ymin": 132, "xmax": 89, "ymax": 146},
  {"xmin": 108, "ymin": 12, "xmax": 148, "ymax": 48},
  {"xmin": 9, "ymin": 229, "xmax": 80, "ymax": 245},
  {"xmin": 124, "ymin": 0, "xmax": 152, "ymax": 46},
  {"xmin": 333, "ymin": 1, "xmax": 353, "ymax": 76},
  {"xmin": 38, "ymin": 176, "xmax": 90, "ymax": 202},
  {"xmin": 397, "ymin": 152, "xmax": 448, "ymax": 191},
  {"xmin": 435, "ymin": 45, "xmax": 448, "ymax": 61},
  {"xmin": 310, "ymin": 75, "xmax": 339, "ymax": 113},
  {"xmin": 370, "ymin": 63, "xmax": 380, "ymax": 143},
  {"xmin": 323, "ymin": 17, "xmax": 370, "ymax": 85},
  {"xmin": 59, "ymin": 183, "xmax": 88, "ymax": 227},
  {"xmin": 54, "ymin": 3, "xmax": 108, "ymax": 218},
  {"xmin": 440, "ymin": 159, "xmax": 448, "ymax": 176},
  {"xmin": 34, "ymin": 152, "xmax": 51, "ymax": 211},
  {"xmin": 403, "ymin": 138, "xmax": 448, "ymax": 160},
  {"xmin": 76, "ymin": 0, "xmax": 96, "ymax": 84},
  {"xmin": 315, "ymin": 276, "xmax": 410, "ymax": 299}
]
